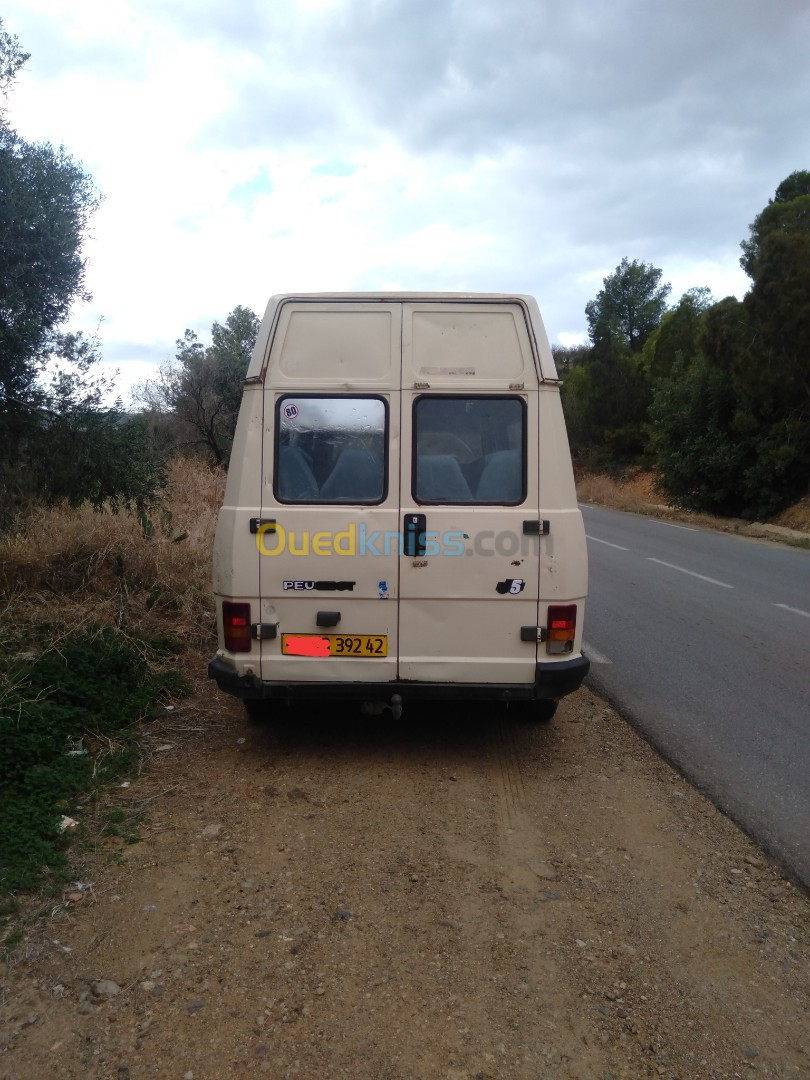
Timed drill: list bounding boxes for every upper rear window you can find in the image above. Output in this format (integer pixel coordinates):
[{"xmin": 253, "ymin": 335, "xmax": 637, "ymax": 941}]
[
  {"xmin": 413, "ymin": 396, "xmax": 526, "ymax": 505},
  {"xmin": 275, "ymin": 396, "xmax": 387, "ymax": 503}
]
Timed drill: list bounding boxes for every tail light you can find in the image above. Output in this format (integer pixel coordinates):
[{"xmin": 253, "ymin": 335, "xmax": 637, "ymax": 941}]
[
  {"xmin": 222, "ymin": 601, "xmax": 252, "ymax": 653},
  {"xmin": 546, "ymin": 604, "xmax": 576, "ymax": 655}
]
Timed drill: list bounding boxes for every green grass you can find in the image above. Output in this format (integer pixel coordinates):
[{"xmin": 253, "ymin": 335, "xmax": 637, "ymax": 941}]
[
  {"xmin": 0, "ymin": 624, "xmax": 189, "ymax": 896},
  {"xmin": 782, "ymin": 536, "xmax": 810, "ymax": 551},
  {"xmin": 100, "ymin": 804, "xmax": 146, "ymax": 845}
]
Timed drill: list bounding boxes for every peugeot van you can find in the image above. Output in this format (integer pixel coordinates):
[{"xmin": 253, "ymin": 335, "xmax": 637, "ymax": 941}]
[{"xmin": 208, "ymin": 294, "xmax": 589, "ymax": 720}]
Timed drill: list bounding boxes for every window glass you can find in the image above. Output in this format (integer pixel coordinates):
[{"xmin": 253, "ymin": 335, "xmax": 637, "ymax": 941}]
[
  {"xmin": 276, "ymin": 397, "xmax": 386, "ymax": 503},
  {"xmin": 414, "ymin": 397, "xmax": 525, "ymax": 504}
]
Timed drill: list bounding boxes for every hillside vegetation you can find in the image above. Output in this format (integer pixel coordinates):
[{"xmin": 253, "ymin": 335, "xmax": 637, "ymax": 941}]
[
  {"xmin": 557, "ymin": 171, "xmax": 810, "ymax": 521},
  {"xmin": 576, "ymin": 470, "xmax": 810, "ymax": 543},
  {"xmin": 0, "ymin": 460, "xmax": 223, "ymax": 901}
]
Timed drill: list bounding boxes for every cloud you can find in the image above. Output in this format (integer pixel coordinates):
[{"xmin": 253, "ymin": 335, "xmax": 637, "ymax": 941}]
[{"xmin": 1, "ymin": 0, "xmax": 807, "ymax": 386}]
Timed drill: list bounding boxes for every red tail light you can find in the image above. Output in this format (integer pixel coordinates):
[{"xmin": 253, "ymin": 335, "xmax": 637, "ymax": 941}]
[
  {"xmin": 546, "ymin": 604, "xmax": 576, "ymax": 655},
  {"xmin": 223, "ymin": 601, "xmax": 252, "ymax": 653}
]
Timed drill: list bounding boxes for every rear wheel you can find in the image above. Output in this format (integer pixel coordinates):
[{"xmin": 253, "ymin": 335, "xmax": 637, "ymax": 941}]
[
  {"xmin": 243, "ymin": 698, "xmax": 271, "ymax": 721},
  {"xmin": 534, "ymin": 700, "xmax": 557, "ymax": 723},
  {"xmin": 510, "ymin": 699, "xmax": 557, "ymax": 723}
]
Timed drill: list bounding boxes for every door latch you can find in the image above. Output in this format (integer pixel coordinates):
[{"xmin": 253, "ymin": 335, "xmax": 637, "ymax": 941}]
[
  {"xmin": 404, "ymin": 513, "xmax": 427, "ymax": 557},
  {"xmin": 250, "ymin": 518, "xmax": 276, "ymax": 534},
  {"xmin": 522, "ymin": 519, "xmax": 550, "ymax": 535}
]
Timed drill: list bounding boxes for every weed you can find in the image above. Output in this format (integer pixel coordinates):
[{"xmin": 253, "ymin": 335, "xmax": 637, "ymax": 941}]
[
  {"xmin": 0, "ymin": 625, "xmax": 189, "ymax": 895},
  {"xmin": 0, "ymin": 895, "xmax": 19, "ymax": 918},
  {"xmin": 0, "ymin": 458, "xmax": 216, "ymax": 904},
  {"xmin": 2, "ymin": 927, "xmax": 24, "ymax": 953},
  {"xmin": 100, "ymin": 804, "xmax": 145, "ymax": 845}
]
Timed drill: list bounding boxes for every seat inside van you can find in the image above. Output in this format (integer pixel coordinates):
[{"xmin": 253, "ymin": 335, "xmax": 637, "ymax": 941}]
[
  {"xmin": 319, "ymin": 448, "xmax": 384, "ymax": 501},
  {"xmin": 475, "ymin": 449, "xmax": 521, "ymax": 502},
  {"xmin": 278, "ymin": 444, "xmax": 319, "ymax": 500},
  {"xmin": 416, "ymin": 454, "xmax": 473, "ymax": 501}
]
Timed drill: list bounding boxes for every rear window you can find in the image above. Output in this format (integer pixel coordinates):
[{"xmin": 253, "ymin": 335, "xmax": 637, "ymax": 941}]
[
  {"xmin": 413, "ymin": 396, "xmax": 526, "ymax": 504},
  {"xmin": 275, "ymin": 396, "xmax": 387, "ymax": 504}
]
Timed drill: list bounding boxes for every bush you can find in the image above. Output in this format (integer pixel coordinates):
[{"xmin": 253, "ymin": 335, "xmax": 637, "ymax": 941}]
[
  {"xmin": 0, "ymin": 625, "xmax": 188, "ymax": 893},
  {"xmin": 651, "ymin": 361, "xmax": 746, "ymax": 516},
  {"xmin": 652, "ymin": 355, "xmax": 810, "ymax": 520},
  {"xmin": 0, "ymin": 457, "xmax": 221, "ymax": 897}
]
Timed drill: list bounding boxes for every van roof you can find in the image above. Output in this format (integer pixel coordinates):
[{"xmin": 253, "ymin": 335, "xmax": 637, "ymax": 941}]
[{"xmin": 249, "ymin": 293, "xmax": 559, "ymax": 383}]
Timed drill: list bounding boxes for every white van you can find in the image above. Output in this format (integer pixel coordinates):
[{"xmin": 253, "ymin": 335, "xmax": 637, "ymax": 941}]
[{"xmin": 208, "ymin": 294, "xmax": 589, "ymax": 720}]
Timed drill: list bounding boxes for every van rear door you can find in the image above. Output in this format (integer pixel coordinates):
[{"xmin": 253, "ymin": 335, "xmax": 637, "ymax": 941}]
[
  {"xmin": 398, "ymin": 302, "xmax": 541, "ymax": 686},
  {"xmin": 257, "ymin": 302, "xmax": 401, "ymax": 685}
]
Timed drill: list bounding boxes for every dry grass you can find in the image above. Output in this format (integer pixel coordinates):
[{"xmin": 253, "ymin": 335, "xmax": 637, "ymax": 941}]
[
  {"xmin": 575, "ymin": 470, "xmax": 667, "ymax": 515},
  {"xmin": 576, "ymin": 469, "xmax": 810, "ymax": 544},
  {"xmin": 0, "ymin": 458, "xmax": 225, "ymax": 655},
  {"xmin": 2, "ymin": 456, "xmax": 804, "ymax": 657},
  {"xmin": 773, "ymin": 495, "xmax": 810, "ymax": 534}
]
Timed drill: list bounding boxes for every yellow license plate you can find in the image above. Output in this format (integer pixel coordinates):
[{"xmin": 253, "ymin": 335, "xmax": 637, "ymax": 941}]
[{"xmin": 282, "ymin": 634, "xmax": 388, "ymax": 657}]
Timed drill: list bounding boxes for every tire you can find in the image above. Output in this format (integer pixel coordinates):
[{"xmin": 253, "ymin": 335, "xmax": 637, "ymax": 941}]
[
  {"xmin": 534, "ymin": 700, "xmax": 557, "ymax": 723},
  {"xmin": 510, "ymin": 699, "xmax": 557, "ymax": 723},
  {"xmin": 243, "ymin": 698, "xmax": 271, "ymax": 721}
]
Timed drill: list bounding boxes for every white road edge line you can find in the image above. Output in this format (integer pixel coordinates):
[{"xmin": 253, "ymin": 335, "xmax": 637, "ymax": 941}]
[
  {"xmin": 585, "ymin": 534, "xmax": 630, "ymax": 551},
  {"xmin": 583, "ymin": 642, "xmax": 612, "ymax": 665},
  {"xmin": 652, "ymin": 520, "xmax": 698, "ymax": 532},
  {"xmin": 647, "ymin": 558, "xmax": 734, "ymax": 589},
  {"xmin": 774, "ymin": 603, "xmax": 810, "ymax": 619}
]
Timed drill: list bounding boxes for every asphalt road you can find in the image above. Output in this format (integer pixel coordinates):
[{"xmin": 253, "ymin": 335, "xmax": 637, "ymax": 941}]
[{"xmin": 580, "ymin": 504, "xmax": 810, "ymax": 886}]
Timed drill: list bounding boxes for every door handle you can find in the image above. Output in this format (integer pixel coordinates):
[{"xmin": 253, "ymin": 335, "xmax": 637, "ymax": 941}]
[
  {"xmin": 404, "ymin": 513, "xmax": 427, "ymax": 557},
  {"xmin": 250, "ymin": 518, "xmax": 276, "ymax": 534}
]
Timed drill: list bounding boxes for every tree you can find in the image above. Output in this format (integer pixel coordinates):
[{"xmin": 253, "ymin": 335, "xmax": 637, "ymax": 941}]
[
  {"xmin": 641, "ymin": 287, "xmax": 712, "ymax": 383},
  {"xmin": 0, "ymin": 22, "xmax": 163, "ymax": 524},
  {"xmin": 651, "ymin": 357, "xmax": 745, "ymax": 516},
  {"xmin": 551, "ymin": 342, "xmax": 592, "ymax": 379},
  {"xmin": 0, "ymin": 18, "xmax": 28, "ymax": 100},
  {"xmin": 137, "ymin": 306, "xmax": 260, "ymax": 465},
  {"xmin": 740, "ymin": 170, "xmax": 810, "ymax": 282},
  {"xmin": 738, "ymin": 173, "xmax": 810, "ymax": 510},
  {"xmin": 561, "ymin": 258, "xmax": 670, "ymax": 467},
  {"xmin": 742, "ymin": 230, "xmax": 810, "ymax": 414},
  {"xmin": 0, "ymin": 131, "xmax": 99, "ymax": 417},
  {"xmin": 0, "ymin": 20, "xmax": 99, "ymax": 444},
  {"xmin": 651, "ymin": 172, "xmax": 810, "ymax": 519},
  {"xmin": 585, "ymin": 257, "xmax": 671, "ymax": 353},
  {"xmin": 36, "ymin": 334, "xmax": 166, "ymax": 509}
]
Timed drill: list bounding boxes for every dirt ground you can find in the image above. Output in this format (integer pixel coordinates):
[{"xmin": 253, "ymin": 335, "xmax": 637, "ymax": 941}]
[{"xmin": 1, "ymin": 675, "xmax": 808, "ymax": 1080}]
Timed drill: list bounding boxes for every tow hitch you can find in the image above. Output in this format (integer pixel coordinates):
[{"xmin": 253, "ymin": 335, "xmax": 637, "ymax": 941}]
[{"xmin": 361, "ymin": 693, "xmax": 403, "ymax": 720}]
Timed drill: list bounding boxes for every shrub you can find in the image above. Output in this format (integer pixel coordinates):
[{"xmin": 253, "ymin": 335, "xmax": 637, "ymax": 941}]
[
  {"xmin": 0, "ymin": 457, "xmax": 221, "ymax": 896},
  {"xmin": 0, "ymin": 625, "xmax": 188, "ymax": 893}
]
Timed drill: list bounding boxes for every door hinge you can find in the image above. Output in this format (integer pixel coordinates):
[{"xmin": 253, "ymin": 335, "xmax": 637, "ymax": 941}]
[
  {"xmin": 250, "ymin": 518, "xmax": 276, "ymax": 534},
  {"xmin": 252, "ymin": 623, "xmax": 278, "ymax": 640},
  {"xmin": 520, "ymin": 626, "xmax": 547, "ymax": 643},
  {"xmin": 522, "ymin": 519, "xmax": 550, "ymax": 535}
]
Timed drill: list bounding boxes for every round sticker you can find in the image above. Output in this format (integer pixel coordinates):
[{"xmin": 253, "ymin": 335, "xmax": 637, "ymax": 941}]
[{"xmin": 283, "ymin": 403, "xmax": 299, "ymax": 420}]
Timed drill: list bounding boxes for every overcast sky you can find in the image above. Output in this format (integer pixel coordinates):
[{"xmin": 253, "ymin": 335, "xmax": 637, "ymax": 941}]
[{"xmin": 3, "ymin": 0, "xmax": 809, "ymax": 400}]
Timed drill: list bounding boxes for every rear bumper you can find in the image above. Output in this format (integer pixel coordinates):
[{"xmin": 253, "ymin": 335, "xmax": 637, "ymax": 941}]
[{"xmin": 207, "ymin": 653, "xmax": 590, "ymax": 704}]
